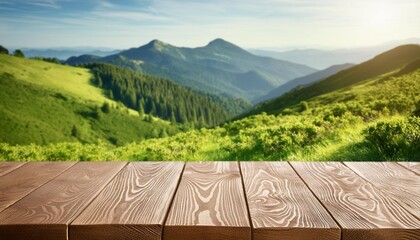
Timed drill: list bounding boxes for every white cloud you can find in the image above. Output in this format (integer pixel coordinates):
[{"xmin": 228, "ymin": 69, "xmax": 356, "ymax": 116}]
[
  {"xmin": 27, "ymin": 0, "xmax": 61, "ymax": 9},
  {"xmin": 1, "ymin": 0, "xmax": 419, "ymax": 48}
]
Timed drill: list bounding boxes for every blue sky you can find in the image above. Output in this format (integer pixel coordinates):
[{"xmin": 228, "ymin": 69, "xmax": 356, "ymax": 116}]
[{"xmin": 0, "ymin": 0, "xmax": 419, "ymax": 49}]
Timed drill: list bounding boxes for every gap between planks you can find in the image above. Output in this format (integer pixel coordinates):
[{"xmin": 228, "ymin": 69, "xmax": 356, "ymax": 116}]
[{"xmin": 238, "ymin": 161, "xmax": 254, "ymax": 240}]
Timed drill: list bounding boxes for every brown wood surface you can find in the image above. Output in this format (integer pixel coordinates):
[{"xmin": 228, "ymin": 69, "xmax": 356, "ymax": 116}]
[
  {"xmin": 398, "ymin": 162, "xmax": 420, "ymax": 175},
  {"xmin": 0, "ymin": 162, "xmax": 75, "ymax": 213},
  {"xmin": 0, "ymin": 162, "xmax": 126, "ymax": 240},
  {"xmin": 240, "ymin": 162, "xmax": 340, "ymax": 240},
  {"xmin": 0, "ymin": 162, "xmax": 26, "ymax": 177},
  {"xmin": 345, "ymin": 162, "xmax": 420, "ymax": 218},
  {"xmin": 70, "ymin": 162, "xmax": 184, "ymax": 240},
  {"xmin": 164, "ymin": 162, "xmax": 251, "ymax": 240},
  {"xmin": 290, "ymin": 162, "xmax": 420, "ymax": 240}
]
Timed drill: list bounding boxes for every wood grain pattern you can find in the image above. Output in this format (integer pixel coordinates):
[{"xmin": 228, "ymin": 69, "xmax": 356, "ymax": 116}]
[
  {"xmin": 164, "ymin": 162, "xmax": 251, "ymax": 240},
  {"xmin": 398, "ymin": 162, "xmax": 420, "ymax": 175},
  {"xmin": 0, "ymin": 162, "xmax": 26, "ymax": 177},
  {"xmin": 240, "ymin": 162, "xmax": 340, "ymax": 240},
  {"xmin": 0, "ymin": 162, "xmax": 75, "ymax": 213},
  {"xmin": 70, "ymin": 162, "xmax": 184, "ymax": 240},
  {"xmin": 345, "ymin": 162, "xmax": 420, "ymax": 218},
  {"xmin": 291, "ymin": 162, "xmax": 420, "ymax": 240},
  {"xmin": 0, "ymin": 162, "xmax": 126, "ymax": 240}
]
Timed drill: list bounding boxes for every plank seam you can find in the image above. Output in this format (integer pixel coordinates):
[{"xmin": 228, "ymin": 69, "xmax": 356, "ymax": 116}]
[
  {"xmin": 396, "ymin": 162, "xmax": 420, "ymax": 176},
  {"xmin": 67, "ymin": 162, "xmax": 129, "ymax": 238},
  {"xmin": 342, "ymin": 162, "xmax": 420, "ymax": 221},
  {"xmin": 238, "ymin": 161, "xmax": 254, "ymax": 240},
  {"xmin": 0, "ymin": 162, "xmax": 27, "ymax": 177},
  {"xmin": 161, "ymin": 161, "xmax": 186, "ymax": 240},
  {"xmin": 287, "ymin": 161, "xmax": 343, "ymax": 240},
  {"xmin": 0, "ymin": 162, "xmax": 77, "ymax": 215}
]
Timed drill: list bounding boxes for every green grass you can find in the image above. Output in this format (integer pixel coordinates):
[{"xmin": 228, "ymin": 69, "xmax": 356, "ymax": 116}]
[
  {"xmin": 0, "ymin": 55, "xmax": 139, "ymax": 116},
  {"xmin": 0, "ymin": 55, "xmax": 182, "ymax": 146},
  {"xmin": 0, "ymin": 55, "xmax": 104, "ymax": 102},
  {"xmin": 247, "ymin": 45, "xmax": 420, "ymax": 117},
  {"xmin": 0, "ymin": 52, "xmax": 419, "ymax": 161}
]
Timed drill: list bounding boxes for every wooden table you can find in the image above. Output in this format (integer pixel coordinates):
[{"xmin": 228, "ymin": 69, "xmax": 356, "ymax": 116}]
[{"xmin": 0, "ymin": 161, "xmax": 418, "ymax": 240}]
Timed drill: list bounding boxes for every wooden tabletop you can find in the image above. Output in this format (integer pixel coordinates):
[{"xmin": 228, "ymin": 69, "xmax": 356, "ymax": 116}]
[{"xmin": 0, "ymin": 161, "xmax": 418, "ymax": 240}]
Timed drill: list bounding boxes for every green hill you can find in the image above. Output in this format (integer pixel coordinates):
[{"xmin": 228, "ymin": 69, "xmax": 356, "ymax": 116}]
[
  {"xmin": 0, "ymin": 54, "xmax": 185, "ymax": 145},
  {"xmin": 66, "ymin": 39, "xmax": 316, "ymax": 101},
  {"xmin": 248, "ymin": 44, "xmax": 420, "ymax": 116}
]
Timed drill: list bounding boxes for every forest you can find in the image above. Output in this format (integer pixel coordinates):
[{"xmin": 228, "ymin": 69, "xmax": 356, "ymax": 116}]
[{"xmin": 84, "ymin": 63, "xmax": 232, "ymax": 127}]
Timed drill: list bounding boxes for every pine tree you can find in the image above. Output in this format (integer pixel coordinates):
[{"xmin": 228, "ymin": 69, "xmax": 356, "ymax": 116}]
[
  {"xmin": 151, "ymin": 128, "xmax": 159, "ymax": 138},
  {"xmin": 150, "ymin": 102, "xmax": 157, "ymax": 115},
  {"xmin": 0, "ymin": 45, "xmax": 9, "ymax": 55},
  {"xmin": 159, "ymin": 128, "xmax": 168, "ymax": 138},
  {"xmin": 95, "ymin": 73, "xmax": 103, "ymax": 87},
  {"xmin": 138, "ymin": 101, "xmax": 145, "ymax": 117},
  {"xmin": 170, "ymin": 110, "xmax": 176, "ymax": 123}
]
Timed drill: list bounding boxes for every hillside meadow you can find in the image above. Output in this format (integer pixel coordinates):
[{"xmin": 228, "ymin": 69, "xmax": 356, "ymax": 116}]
[
  {"xmin": 0, "ymin": 55, "xmax": 187, "ymax": 146},
  {"xmin": 1, "ymin": 64, "xmax": 419, "ymax": 161}
]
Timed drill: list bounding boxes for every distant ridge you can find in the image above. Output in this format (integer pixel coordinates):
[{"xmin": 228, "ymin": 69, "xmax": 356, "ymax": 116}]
[
  {"xmin": 253, "ymin": 63, "xmax": 355, "ymax": 104},
  {"xmin": 250, "ymin": 38, "xmax": 420, "ymax": 69},
  {"xmin": 66, "ymin": 39, "xmax": 316, "ymax": 102}
]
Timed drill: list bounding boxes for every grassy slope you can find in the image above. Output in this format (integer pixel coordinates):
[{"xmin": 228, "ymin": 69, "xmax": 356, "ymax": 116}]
[
  {"xmin": 1, "ymin": 55, "xmax": 106, "ymax": 103},
  {"xmin": 0, "ymin": 55, "xmax": 141, "ymax": 116},
  {"xmin": 247, "ymin": 44, "xmax": 420, "ymax": 116},
  {"xmin": 2, "ymin": 67, "xmax": 419, "ymax": 160},
  {"xmin": 127, "ymin": 68, "xmax": 420, "ymax": 161},
  {"xmin": 0, "ymin": 55, "xmax": 180, "ymax": 145}
]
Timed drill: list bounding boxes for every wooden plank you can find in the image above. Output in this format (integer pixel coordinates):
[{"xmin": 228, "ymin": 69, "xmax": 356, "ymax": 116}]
[
  {"xmin": 0, "ymin": 162, "xmax": 126, "ymax": 240},
  {"xmin": 0, "ymin": 162, "xmax": 75, "ymax": 213},
  {"xmin": 0, "ymin": 162, "xmax": 26, "ymax": 177},
  {"xmin": 164, "ymin": 162, "xmax": 251, "ymax": 240},
  {"xmin": 291, "ymin": 162, "xmax": 420, "ymax": 240},
  {"xmin": 240, "ymin": 162, "xmax": 340, "ymax": 240},
  {"xmin": 345, "ymin": 162, "xmax": 420, "ymax": 217},
  {"xmin": 398, "ymin": 162, "xmax": 420, "ymax": 175},
  {"xmin": 70, "ymin": 162, "xmax": 184, "ymax": 240}
]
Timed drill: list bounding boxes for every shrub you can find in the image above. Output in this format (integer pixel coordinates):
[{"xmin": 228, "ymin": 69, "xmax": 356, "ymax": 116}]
[
  {"xmin": 13, "ymin": 49, "xmax": 25, "ymax": 58},
  {"xmin": 101, "ymin": 102, "xmax": 111, "ymax": 113},
  {"xmin": 363, "ymin": 117, "xmax": 420, "ymax": 159},
  {"xmin": 300, "ymin": 101, "xmax": 309, "ymax": 112}
]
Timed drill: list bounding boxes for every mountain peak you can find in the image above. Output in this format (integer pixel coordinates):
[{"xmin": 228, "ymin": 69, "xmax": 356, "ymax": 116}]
[
  {"xmin": 145, "ymin": 39, "xmax": 166, "ymax": 48},
  {"xmin": 207, "ymin": 38, "xmax": 235, "ymax": 48}
]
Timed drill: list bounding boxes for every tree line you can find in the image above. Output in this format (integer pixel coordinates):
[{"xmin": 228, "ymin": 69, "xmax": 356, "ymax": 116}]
[
  {"xmin": 0, "ymin": 45, "xmax": 24, "ymax": 58},
  {"xmin": 83, "ymin": 63, "xmax": 230, "ymax": 127}
]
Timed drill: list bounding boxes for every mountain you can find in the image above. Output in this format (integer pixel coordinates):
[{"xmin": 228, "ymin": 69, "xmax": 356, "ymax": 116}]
[
  {"xmin": 247, "ymin": 44, "xmax": 420, "ymax": 116},
  {"xmin": 7, "ymin": 45, "xmax": 420, "ymax": 161},
  {"xmin": 251, "ymin": 38, "xmax": 420, "ymax": 69},
  {"xmin": 0, "ymin": 54, "xmax": 233, "ymax": 145},
  {"xmin": 20, "ymin": 47, "xmax": 120, "ymax": 60},
  {"xmin": 253, "ymin": 63, "xmax": 354, "ymax": 104},
  {"xmin": 66, "ymin": 39, "xmax": 316, "ymax": 101}
]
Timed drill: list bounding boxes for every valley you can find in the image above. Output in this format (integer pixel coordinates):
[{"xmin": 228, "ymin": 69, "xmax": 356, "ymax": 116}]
[{"xmin": 0, "ymin": 42, "xmax": 419, "ymax": 161}]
